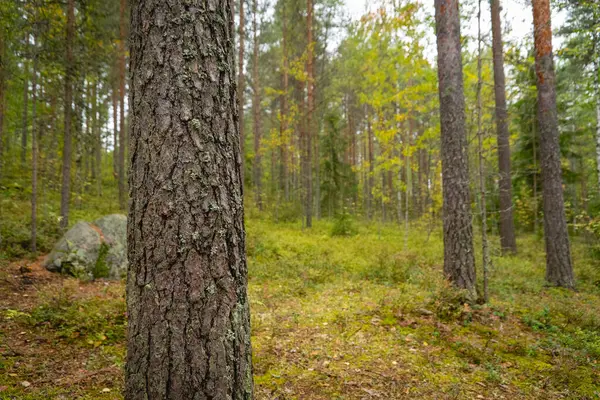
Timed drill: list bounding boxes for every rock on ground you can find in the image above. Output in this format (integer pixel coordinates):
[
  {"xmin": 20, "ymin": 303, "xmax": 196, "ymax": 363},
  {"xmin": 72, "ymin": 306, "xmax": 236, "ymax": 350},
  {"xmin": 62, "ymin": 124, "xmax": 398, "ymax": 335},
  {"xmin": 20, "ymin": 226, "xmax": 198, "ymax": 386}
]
[{"xmin": 44, "ymin": 215, "xmax": 127, "ymax": 280}]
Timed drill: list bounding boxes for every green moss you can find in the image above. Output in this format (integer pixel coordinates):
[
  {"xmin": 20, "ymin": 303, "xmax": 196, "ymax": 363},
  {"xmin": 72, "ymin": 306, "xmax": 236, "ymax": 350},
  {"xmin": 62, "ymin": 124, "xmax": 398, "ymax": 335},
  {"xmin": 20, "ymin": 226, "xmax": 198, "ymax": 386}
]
[{"xmin": 92, "ymin": 242, "xmax": 110, "ymax": 279}]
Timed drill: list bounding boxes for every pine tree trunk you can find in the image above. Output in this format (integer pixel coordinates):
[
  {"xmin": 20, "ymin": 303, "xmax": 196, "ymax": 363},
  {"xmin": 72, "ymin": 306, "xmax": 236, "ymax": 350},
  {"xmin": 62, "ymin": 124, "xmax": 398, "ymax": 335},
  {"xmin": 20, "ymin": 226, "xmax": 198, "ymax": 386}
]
[
  {"xmin": 434, "ymin": 0, "xmax": 476, "ymax": 298},
  {"xmin": 491, "ymin": 0, "xmax": 517, "ymax": 254},
  {"xmin": 125, "ymin": 0, "xmax": 253, "ymax": 398},
  {"xmin": 60, "ymin": 0, "xmax": 75, "ymax": 230},
  {"xmin": 532, "ymin": 0, "xmax": 574, "ymax": 288},
  {"xmin": 252, "ymin": 0, "xmax": 262, "ymax": 210},
  {"xmin": 118, "ymin": 0, "xmax": 127, "ymax": 210}
]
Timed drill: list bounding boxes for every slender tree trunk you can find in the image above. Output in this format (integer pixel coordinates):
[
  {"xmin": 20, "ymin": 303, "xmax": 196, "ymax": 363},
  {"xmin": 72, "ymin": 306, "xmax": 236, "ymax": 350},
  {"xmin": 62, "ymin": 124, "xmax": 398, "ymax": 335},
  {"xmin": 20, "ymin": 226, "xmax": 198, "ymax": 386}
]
[
  {"xmin": 594, "ymin": 42, "xmax": 600, "ymax": 191},
  {"xmin": 21, "ymin": 39, "xmax": 29, "ymax": 170},
  {"xmin": 477, "ymin": 0, "xmax": 490, "ymax": 302},
  {"xmin": 434, "ymin": 0, "xmax": 476, "ymax": 298},
  {"xmin": 60, "ymin": 0, "xmax": 75, "ymax": 230},
  {"xmin": 87, "ymin": 81, "xmax": 94, "ymax": 183},
  {"xmin": 118, "ymin": 0, "xmax": 127, "ymax": 210},
  {"xmin": 404, "ymin": 142, "xmax": 410, "ymax": 251},
  {"xmin": 75, "ymin": 79, "xmax": 84, "ymax": 209},
  {"xmin": 367, "ymin": 108, "xmax": 374, "ymax": 220},
  {"xmin": 532, "ymin": 114, "xmax": 539, "ymax": 233},
  {"xmin": 252, "ymin": 0, "xmax": 262, "ymax": 210},
  {"xmin": 491, "ymin": 0, "xmax": 517, "ymax": 254},
  {"xmin": 305, "ymin": 0, "xmax": 314, "ymax": 228},
  {"xmin": 238, "ymin": 0, "xmax": 245, "ymax": 172},
  {"xmin": 31, "ymin": 42, "xmax": 39, "ymax": 254},
  {"xmin": 532, "ymin": 0, "xmax": 574, "ymax": 288},
  {"xmin": 126, "ymin": 0, "xmax": 252, "ymax": 398},
  {"xmin": 93, "ymin": 79, "xmax": 102, "ymax": 196},
  {"xmin": 47, "ymin": 94, "xmax": 58, "ymax": 187},
  {"xmin": 113, "ymin": 70, "xmax": 119, "ymax": 179},
  {"xmin": 280, "ymin": 4, "xmax": 289, "ymax": 202},
  {"xmin": 0, "ymin": 34, "xmax": 5, "ymax": 179}
]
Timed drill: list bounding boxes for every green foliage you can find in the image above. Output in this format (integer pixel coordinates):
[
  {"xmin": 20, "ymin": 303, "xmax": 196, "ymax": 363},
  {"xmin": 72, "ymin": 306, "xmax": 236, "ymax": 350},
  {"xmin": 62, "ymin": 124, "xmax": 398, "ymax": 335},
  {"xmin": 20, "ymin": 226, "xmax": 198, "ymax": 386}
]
[
  {"xmin": 28, "ymin": 286, "xmax": 126, "ymax": 345},
  {"xmin": 92, "ymin": 243, "xmax": 110, "ymax": 279},
  {"xmin": 330, "ymin": 211, "xmax": 357, "ymax": 237}
]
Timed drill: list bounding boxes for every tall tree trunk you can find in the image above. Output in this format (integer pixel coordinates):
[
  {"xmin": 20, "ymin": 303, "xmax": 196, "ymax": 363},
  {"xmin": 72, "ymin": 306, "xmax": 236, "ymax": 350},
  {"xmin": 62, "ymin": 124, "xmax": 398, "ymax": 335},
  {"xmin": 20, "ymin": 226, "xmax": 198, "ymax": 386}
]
[
  {"xmin": 0, "ymin": 34, "xmax": 5, "ymax": 179},
  {"xmin": 477, "ymin": 0, "xmax": 490, "ymax": 302},
  {"xmin": 126, "ymin": 0, "xmax": 253, "ymax": 398},
  {"xmin": 280, "ymin": 3, "xmax": 289, "ymax": 202},
  {"xmin": 367, "ymin": 108, "xmax": 374, "ymax": 220},
  {"xmin": 118, "ymin": 0, "xmax": 127, "ymax": 210},
  {"xmin": 31, "ymin": 41, "xmax": 39, "ymax": 253},
  {"xmin": 47, "ymin": 94, "xmax": 58, "ymax": 187},
  {"xmin": 532, "ymin": 0, "xmax": 574, "ymax": 288},
  {"xmin": 93, "ymin": 79, "xmax": 102, "ymax": 196},
  {"xmin": 595, "ymin": 40, "xmax": 600, "ymax": 191},
  {"xmin": 60, "ymin": 0, "xmax": 75, "ymax": 230},
  {"xmin": 252, "ymin": 0, "xmax": 262, "ymax": 210},
  {"xmin": 434, "ymin": 0, "xmax": 476, "ymax": 298},
  {"xmin": 113, "ymin": 69, "xmax": 119, "ymax": 179},
  {"xmin": 305, "ymin": 0, "xmax": 314, "ymax": 228},
  {"xmin": 21, "ymin": 37, "xmax": 29, "ymax": 170},
  {"xmin": 75, "ymin": 78, "xmax": 84, "ymax": 209},
  {"xmin": 491, "ymin": 0, "xmax": 517, "ymax": 254},
  {"xmin": 238, "ymin": 0, "xmax": 245, "ymax": 173}
]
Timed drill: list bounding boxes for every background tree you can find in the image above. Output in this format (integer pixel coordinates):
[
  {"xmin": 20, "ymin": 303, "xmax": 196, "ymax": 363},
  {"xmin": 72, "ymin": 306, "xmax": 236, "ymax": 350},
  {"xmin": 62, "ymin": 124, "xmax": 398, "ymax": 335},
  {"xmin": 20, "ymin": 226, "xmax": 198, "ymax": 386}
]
[
  {"xmin": 491, "ymin": 0, "xmax": 517, "ymax": 254},
  {"xmin": 532, "ymin": 0, "xmax": 575, "ymax": 288},
  {"xmin": 434, "ymin": 0, "xmax": 476, "ymax": 298}
]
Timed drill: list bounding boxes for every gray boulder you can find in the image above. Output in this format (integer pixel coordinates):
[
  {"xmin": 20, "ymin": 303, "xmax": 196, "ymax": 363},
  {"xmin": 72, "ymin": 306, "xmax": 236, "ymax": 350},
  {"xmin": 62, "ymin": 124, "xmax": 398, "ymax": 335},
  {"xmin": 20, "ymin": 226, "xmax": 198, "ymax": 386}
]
[{"xmin": 44, "ymin": 214, "xmax": 127, "ymax": 280}]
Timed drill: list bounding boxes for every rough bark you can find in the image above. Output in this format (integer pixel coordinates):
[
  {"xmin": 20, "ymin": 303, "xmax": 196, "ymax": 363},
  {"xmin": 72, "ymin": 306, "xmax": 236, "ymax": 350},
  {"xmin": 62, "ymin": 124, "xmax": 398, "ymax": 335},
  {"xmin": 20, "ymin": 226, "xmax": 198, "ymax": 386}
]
[
  {"xmin": 125, "ymin": 0, "xmax": 253, "ymax": 398},
  {"xmin": 60, "ymin": 0, "xmax": 75, "ymax": 230},
  {"xmin": 118, "ymin": 0, "xmax": 127, "ymax": 210},
  {"xmin": 434, "ymin": 0, "xmax": 476, "ymax": 298},
  {"xmin": 532, "ymin": 0, "xmax": 575, "ymax": 288},
  {"xmin": 491, "ymin": 0, "xmax": 517, "ymax": 254}
]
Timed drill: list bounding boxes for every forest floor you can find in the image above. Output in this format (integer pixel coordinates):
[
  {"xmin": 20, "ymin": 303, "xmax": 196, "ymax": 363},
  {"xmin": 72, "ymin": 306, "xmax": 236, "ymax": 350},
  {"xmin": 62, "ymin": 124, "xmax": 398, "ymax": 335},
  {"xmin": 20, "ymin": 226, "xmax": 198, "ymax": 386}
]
[{"xmin": 1, "ymin": 217, "xmax": 600, "ymax": 399}]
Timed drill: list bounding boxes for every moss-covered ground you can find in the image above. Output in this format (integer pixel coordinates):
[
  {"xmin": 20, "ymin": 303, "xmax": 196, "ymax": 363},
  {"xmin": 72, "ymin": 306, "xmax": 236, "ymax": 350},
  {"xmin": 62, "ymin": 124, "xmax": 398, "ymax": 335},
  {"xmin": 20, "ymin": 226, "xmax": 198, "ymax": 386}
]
[{"xmin": 1, "ymin": 214, "xmax": 599, "ymax": 399}]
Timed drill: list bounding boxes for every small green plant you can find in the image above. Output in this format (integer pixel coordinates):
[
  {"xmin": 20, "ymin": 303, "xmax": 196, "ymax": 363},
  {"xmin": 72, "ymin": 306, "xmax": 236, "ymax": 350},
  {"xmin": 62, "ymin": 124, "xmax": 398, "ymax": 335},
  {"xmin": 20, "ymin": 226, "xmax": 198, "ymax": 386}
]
[
  {"xmin": 523, "ymin": 307, "xmax": 557, "ymax": 332},
  {"xmin": 92, "ymin": 243, "xmax": 111, "ymax": 279},
  {"xmin": 330, "ymin": 212, "xmax": 357, "ymax": 237}
]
